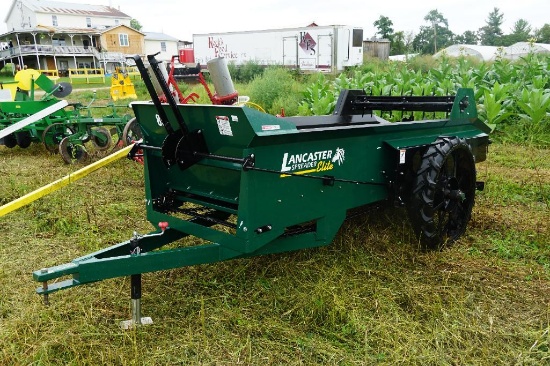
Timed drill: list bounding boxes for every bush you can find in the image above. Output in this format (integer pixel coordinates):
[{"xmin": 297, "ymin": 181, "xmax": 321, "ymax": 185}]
[
  {"xmin": 270, "ymin": 88, "xmax": 304, "ymax": 116},
  {"xmin": 346, "ymin": 56, "xmax": 386, "ymax": 77},
  {"xmin": 247, "ymin": 67, "xmax": 303, "ymax": 115},
  {"xmin": 0, "ymin": 63, "xmax": 15, "ymax": 76},
  {"xmin": 406, "ymin": 55, "xmax": 438, "ymax": 74},
  {"xmin": 227, "ymin": 60, "xmax": 264, "ymax": 83}
]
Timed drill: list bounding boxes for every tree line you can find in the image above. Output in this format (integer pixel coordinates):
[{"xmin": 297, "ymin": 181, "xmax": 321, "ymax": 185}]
[{"xmin": 373, "ymin": 7, "xmax": 550, "ymax": 55}]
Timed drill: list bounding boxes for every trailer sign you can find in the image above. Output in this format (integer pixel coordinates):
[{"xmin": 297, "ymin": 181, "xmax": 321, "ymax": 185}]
[
  {"xmin": 208, "ymin": 37, "xmax": 238, "ymax": 59},
  {"xmin": 300, "ymin": 59, "xmax": 315, "ymax": 70},
  {"xmin": 299, "ymin": 32, "xmax": 316, "ymax": 55}
]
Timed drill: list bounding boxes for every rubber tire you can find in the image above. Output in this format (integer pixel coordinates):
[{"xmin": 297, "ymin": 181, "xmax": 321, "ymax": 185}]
[
  {"xmin": 91, "ymin": 127, "xmax": 112, "ymax": 151},
  {"xmin": 59, "ymin": 136, "xmax": 88, "ymax": 164},
  {"xmin": 42, "ymin": 123, "xmax": 74, "ymax": 153},
  {"xmin": 3, "ymin": 133, "xmax": 17, "ymax": 148},
  {"xmin": 15, "ymin": 131, "xmax": 32, "ymax": 148},
  {"xmin": 122, "ymin": 118, "xmax": 142, "ymax": 146},
  {"xmin": 408, "ymin": 137, "xmax": 476, "ymax": 249}
]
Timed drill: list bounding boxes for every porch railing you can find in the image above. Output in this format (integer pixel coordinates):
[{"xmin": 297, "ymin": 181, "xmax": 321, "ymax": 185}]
[
  {"xmin": 0, "ymin": 44, "xmax": 129, "ymax": 64},
  {"xmin": 0, "ymin": 44, "xmax": 97, "ymax": 59}
]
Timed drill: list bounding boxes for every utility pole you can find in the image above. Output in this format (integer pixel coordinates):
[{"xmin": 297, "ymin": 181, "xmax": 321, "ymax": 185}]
[{"xmin": 432, "ymin": 21, "xmax": 437, "ymax": 53}]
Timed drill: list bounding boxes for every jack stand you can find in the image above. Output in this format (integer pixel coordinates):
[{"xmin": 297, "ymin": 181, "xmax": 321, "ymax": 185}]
[
  {"xmin": 41, "ymin": 268, "xmax": 50, "ymax": 305},
  {"xmin": 120, "ymin": 274, "xmax": 153, "ymax": 329}
]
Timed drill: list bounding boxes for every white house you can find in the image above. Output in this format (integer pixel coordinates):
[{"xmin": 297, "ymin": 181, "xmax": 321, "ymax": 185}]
[
  {"xmin": 144, "ymin": 32, "xmax": 179, "ymax": 62},
  {"xmin": 1, "ymin": 0, "xmax": 185, "ymax": 74},
  {"xmin": 0, "ymin": 0, "xmax": 143, "ymax": 73},
  {"xmin": 4, "ymin": 0, "xmax": 132, "ymax": 32}
]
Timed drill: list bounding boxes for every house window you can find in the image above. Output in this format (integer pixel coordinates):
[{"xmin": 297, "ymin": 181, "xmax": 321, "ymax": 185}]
[
  {"xmin": 52, "ymin": 37, "xmax": 66, "ymax": 46},
  {"xmin": 160, "ymin": 41, "xmax": 166, "ymax": 52},
  {"xmin": 86, "ymin": 17, "xmax": 91, "ymax": 28},
  {"xmin": 52, "ymin": 15, "xmax": 58, "ymax": 26},
  {"xmin": 115, "ymin": 19, "xmax": 120, "ymax": 25},
  {"xmin": 119, "ymin": 33, "xmax": 129, "ymax": 47}
]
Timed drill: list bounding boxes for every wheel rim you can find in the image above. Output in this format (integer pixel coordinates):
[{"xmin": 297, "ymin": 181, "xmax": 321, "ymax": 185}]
[
  {"xmin": 91, "ymin": 127, "xmax": 112, "ymax": 151},
  {"xmin": 431, "ymin": 149, "xmax": 475, "ymax": 243},
  {"xmin": 122, "ymin": 118, "xmax": 142, "ymax": 146},
  {"xmin": 59, "ymin": 136, "xmax": 88, "ymax": 164},
  {"xmin": 42, "ymin": 123, "xmax": 74, "ymax": 153},
  {"xmin": 15, "ymin": 131, "xmax": 32, "ymax": 148},
  {"xmin": 409, "ymin": 137, "xmax": 476, "ymax": 248},
  {"xmin": 3, "ymin": 133, "xmax": 17, "ymax": 148}
]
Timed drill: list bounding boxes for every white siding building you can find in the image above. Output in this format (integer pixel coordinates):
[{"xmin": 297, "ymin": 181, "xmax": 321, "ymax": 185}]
[
  {"xmin": 144, "ymin": 32, "xmax": 179, "ymax": 62},
  {"xmin": 4, "ymin": 0, "xmax": 131, "ymax": 32},
  {"xmin": 0, "ymin": 0, "xmax": 142, "ymax": 73}
]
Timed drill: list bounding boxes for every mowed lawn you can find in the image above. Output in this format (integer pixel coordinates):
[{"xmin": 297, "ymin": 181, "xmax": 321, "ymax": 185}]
[{"xmin": 0, "ymin": 137, "xmax": 548, "ymax": 364}]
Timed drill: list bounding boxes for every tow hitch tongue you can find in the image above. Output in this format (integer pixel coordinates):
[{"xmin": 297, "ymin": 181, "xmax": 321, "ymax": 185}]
[{"xmin": 37, "ymin": 222, "xmax": 169, "ymax": 329}]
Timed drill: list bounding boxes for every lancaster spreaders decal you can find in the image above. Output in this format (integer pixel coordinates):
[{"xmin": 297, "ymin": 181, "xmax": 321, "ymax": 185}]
[{"xmin": 280, "ymin": 147, "xmax": 345, "ymax": 176}]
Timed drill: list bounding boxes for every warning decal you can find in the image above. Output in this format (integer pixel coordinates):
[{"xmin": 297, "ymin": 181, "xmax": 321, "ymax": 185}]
[{"xmin": 216, "ymin": 116, "xmax": 233, "ymax": 136}]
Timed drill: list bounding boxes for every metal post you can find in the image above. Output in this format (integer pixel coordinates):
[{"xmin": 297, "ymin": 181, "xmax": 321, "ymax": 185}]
[
  {"xmin": 89, "ymin": 35, "xmax": 97, "ymax": 69},
  {"xmin": 49, "ymin": 34, "xmax": 58, "ymax": 71},
  {"xmin": 41, "ymin": 268, "xmax": 49, "ymax": 305},
  {"xmin": 120, "ymin": 273, "xmax": 153, "ymax": 329},
  {"xmin": 15, "ymin": 33, "xmax": 24, "ymax": 68},
  {"xmin": 295, "ymin": 36, "xmax": 299, "ymax": 69},
  {"xmin": 69, "ymin": 34, "xmax": 77, "ymax": 69},
  {"xmin": 130, "ymin": 274, "xmax": 142, "ymax": 324},
  {"xmin": 31, "ymin": 33, "xmax": 40, "ymax": 69}
]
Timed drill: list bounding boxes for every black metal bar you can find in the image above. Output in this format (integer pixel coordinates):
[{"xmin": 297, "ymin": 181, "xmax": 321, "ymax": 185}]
[
  {"xmin": 194, "ymin": 152, "xmax": 251, "ymax": 165},
  {"xmin": 127, "ymin": 143, "xmax": 162, "ymax": 161},
  {"xmin": 131, "ymin": 274, "xmax": 141, "ymax": 300},
  {"xmin": 137, "ymin": 144, "xmax": 162, "ymax": 151},
  {"xmin": 195, "ymin": 145, "xmax": 384, "ymax": 186},
  {"xmin": 248, "ymin": 166, "xmax": 387, "ymax": 186},
  {"xmin": 147, "ymin": 53, "xmax": 189, "ymax": 135},
  {"xmin": 173, "ymin": 207, "xmax": 237, "ymax": 229},
  {"xmin": 352, "ymin": 95, "xmax": 455, "ymax": 113},
  {"xmin": 130, "ymin": 55, "xmax": 175, "ymax": 136}
]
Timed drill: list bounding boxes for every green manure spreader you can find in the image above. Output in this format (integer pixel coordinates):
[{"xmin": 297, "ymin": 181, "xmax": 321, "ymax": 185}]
[{"xmin": 34, "ymin": 55, "xmax": 491, "ymax": 326}]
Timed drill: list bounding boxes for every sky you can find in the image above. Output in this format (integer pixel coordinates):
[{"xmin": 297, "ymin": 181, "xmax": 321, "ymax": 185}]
[{"xmin": 1, "ymin": 0, "xmax": 549, "ymax": 41}]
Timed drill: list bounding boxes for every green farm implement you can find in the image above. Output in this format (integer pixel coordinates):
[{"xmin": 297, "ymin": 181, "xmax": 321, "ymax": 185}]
[
  {"xmin": 34, "ymin": 55, "xmax": 491, "ymax": 326},
  {"xmin": 0, "ymin": 70, "xmax": 138, "ymax": 163}
]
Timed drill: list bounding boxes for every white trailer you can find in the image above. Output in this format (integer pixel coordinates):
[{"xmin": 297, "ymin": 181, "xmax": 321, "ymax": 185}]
[{"xmin": 192, "ymin": 25, "xmax": 364, "ymax": 73}]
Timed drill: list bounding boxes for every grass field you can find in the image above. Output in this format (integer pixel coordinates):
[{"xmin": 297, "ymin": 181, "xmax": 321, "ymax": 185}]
[{"xmin": 0, "ymin": 104, "xmax": 549, "ymax": 364}]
